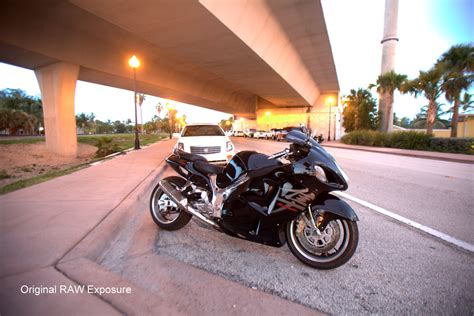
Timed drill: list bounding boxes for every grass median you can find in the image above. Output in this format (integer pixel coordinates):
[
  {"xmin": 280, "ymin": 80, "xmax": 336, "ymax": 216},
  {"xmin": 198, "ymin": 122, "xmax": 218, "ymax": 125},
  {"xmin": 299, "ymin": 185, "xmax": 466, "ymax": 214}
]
[{"xmin": 0, "ymin": 133, "xmax": 169, "ymax": 195}]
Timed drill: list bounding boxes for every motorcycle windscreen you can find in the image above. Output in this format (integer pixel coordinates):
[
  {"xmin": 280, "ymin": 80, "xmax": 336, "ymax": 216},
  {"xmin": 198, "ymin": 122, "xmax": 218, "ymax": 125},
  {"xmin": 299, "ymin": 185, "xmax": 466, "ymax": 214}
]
[{"xmin": 286, "ymin": 130, "xmax": 344, "ymax": 181}]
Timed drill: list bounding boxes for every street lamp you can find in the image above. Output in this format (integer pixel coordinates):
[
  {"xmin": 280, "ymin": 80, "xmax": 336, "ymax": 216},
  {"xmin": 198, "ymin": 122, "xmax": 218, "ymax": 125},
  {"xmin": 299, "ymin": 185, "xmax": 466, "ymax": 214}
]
[
  {"xmin": 265, "ymin": 111, "xmax": 271, "ymax": 131},
  {"xmin": 327, "ymin": 97, "xmax": 335, "ymax": 141},
  {"xmin": 128, "ymin": 54, "xmax": 141, "ymax": 150}
]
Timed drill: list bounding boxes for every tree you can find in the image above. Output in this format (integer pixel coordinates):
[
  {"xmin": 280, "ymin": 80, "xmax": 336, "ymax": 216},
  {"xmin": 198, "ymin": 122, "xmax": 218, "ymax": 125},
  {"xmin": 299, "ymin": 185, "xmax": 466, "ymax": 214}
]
[
  {"xmin": 459, "ymin": 92, "xmax": 473, "ymax": 113},
  {"xmin": 219, "ymin": 116, "xmax": 234, "ymax": 131},
  {"xmin": 113, "ymin": 120, "xmax": 127, "ymax": 133},
  {"xmin": 399, "ymin": 117, "xmax": 412, "ymax": 128},
  {"xmin": 95, "ymin": 120, "xmax": 114, "ymax": 134},
  {"xmin": 167, "ymin": 107, "xmax": 177, "ymax": 139},
  {"xmin": 0, "ymin": 109, "xmax": 36, "ymax": 135},
  {"xmin": 75, "ymin": 112, "xmax": 96, "ymax": 134},
  {"xmin": 411, "ymin": 103, "xmax": 449, "ymax": 129},
  {"xmin": 0, "ymin": 88, "xmax": 43, "ymax": 134},
  {"xmin": 342, "ymin": 88, "xmax": 378, "ymax": 132},
  {"xmin": 401, "ymin": 66, "xmax": 444, "ymax": 136},
  {"xmin": 143, "ymin": 121, "xmax": 158, "ymax": 134},
  {"xmin": 370, "ymin": 70, "xmax": 407, "ymax": 132},
  {"xmin": 438, "ymin": 44, "xmax": 474, "ymax": 137}
]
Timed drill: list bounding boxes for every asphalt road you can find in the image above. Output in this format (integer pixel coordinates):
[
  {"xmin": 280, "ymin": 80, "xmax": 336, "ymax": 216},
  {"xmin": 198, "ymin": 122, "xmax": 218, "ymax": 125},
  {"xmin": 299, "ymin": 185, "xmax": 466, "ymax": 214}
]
[{"xmin": 153, "ymin": 137, "xmax": 474, "ymax": 314}]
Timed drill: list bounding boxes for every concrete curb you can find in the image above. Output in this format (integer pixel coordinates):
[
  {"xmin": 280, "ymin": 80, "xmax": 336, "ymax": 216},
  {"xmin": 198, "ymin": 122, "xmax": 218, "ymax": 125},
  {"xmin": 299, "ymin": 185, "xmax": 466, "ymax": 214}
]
[{"xmin": 322, "ymin": 142, "xmax": 474, "ymax": 164}]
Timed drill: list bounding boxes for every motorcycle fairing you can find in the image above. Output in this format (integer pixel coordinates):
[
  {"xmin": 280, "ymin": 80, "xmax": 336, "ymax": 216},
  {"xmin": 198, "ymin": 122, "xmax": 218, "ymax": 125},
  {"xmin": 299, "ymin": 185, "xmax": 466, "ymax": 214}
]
[{"xmin": 311, "ymin": 193, "xmax": 359, "ymax": 221}]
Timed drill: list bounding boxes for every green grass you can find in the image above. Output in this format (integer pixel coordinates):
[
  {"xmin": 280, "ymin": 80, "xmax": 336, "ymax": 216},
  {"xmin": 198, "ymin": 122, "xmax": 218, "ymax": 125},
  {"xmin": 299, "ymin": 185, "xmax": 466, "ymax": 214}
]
[
  {"xmin": 78, "ymin": 133, "xmax": 168, "ymax": 152},
  {"xmin": 0, "ymin": 164, "xmax": 88, "ymax": 195},
  {"xmin": 0, "ymin": 137, "xmax": 45, "ymax": 145},
  {"xmin": 0, "ymin": 133, "xmax": 168, "ymax": 149},
  {"xmin": 0, "ymin": 133, "xmax": 169, "ymax": 194},
  {"xmin": 0, "ymin": 170, "xmax": 11, "ymax": 180}
]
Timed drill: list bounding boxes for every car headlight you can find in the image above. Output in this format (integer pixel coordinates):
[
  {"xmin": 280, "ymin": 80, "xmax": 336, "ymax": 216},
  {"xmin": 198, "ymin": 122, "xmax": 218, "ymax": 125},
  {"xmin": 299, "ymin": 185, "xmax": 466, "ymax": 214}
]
[
  {"xmin": 312, "ymin": 164, "xmax": 328, "ymax": 183},
  {"xmin": 177, "ymin": 142, "xmax": 184, "ymax": 151},
  {"xmin": 226, "ymin": 141, "xmax": 234, "ymax": 152}
]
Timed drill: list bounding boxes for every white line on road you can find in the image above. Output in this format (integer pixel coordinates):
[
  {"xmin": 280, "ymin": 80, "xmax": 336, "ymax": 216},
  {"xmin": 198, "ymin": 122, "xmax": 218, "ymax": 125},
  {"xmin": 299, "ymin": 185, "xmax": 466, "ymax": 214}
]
[{"xmin": 335, "ymin": 191, "xmax": 474, "ymax": 253}]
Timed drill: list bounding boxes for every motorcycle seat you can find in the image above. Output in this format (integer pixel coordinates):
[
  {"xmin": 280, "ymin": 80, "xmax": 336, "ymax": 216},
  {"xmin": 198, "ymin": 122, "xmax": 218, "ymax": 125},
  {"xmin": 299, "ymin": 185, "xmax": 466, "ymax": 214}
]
[
  {"xmin": 194, "ymin": 160, "xmax": 225, "ymax": 175},
  {"xmin": 175, "ymin": 150, "xmax": 207, "ymax": 162}
]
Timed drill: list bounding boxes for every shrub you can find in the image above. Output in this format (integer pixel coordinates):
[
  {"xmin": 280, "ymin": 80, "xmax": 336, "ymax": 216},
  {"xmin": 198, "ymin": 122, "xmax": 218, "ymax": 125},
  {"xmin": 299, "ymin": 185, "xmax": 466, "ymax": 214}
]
[
  {"xmin": 429, "ymin": 138, "xmax": 473, "ymax": 154},
  {"xmin": 95, "ymin": 137, "xmax": 120, "ymax": 157},
  {"xmin": 341, "ymin": 130, "xmax": 474, "ymax": 154},
  {"xmin": 0, "ymin": 170, "xmax": 11, "ymax": 180},
  {"xmin": 389, "ymin": 131, "xmax": 430, "ymax": 150}
]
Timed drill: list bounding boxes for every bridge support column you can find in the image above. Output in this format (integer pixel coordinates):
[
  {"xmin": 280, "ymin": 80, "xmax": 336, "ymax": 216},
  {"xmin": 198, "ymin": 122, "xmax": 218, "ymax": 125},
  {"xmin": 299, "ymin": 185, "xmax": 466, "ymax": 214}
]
[{"xmin": 35, "ymin": 62, "xmax": 80, "ymax": 157}]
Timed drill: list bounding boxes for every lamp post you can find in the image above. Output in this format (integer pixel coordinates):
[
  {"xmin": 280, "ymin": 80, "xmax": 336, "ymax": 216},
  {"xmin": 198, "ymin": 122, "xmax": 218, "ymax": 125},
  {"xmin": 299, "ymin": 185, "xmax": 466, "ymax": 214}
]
[
  {"xmin": 327, "ymin": 97, "xmax": 335, "ymax": 141},
  {"xmin": 265, "ymin": 111, "xmax": 271, "ymax": 131},
  {"xmin": 129, "ymin": 55, "xmax": 141, "ymax": 150}
]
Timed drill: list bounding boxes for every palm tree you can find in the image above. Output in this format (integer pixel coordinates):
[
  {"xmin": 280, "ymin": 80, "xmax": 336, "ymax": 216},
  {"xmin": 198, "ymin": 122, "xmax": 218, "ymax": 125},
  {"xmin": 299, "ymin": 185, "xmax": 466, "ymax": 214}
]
[
  {"xmin": 342, "ymin": 88, "xmax": 378, "ymax": 132},
  {"xmin": 411, "ymin": 103, "xmax": 449, "ymax": 129},
  {"xmin": 439, "ymin": 44, "xmax": 474, "ymax": 73},
  {"xmin": 401, "ymin": 66, "xmax": 444, "ymax": 136},
  {"xmin": 459, "ymin": 92, "xmax": 473, "ymax": 112},
  {"xmin": 438, "ymin": 44, "xmax": 474, "ymax": 137},
  {"xmin": 370, "ymin": 71, "xmax": 407, "ymax": 133},
  {"xmin": 440, "ymin": 71, "xmax": 472, "ymax": 136}
]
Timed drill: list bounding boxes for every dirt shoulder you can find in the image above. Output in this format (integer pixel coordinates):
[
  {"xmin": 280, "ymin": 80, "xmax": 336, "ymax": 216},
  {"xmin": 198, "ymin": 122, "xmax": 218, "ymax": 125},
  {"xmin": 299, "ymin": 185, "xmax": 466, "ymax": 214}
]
[{"xmin": 0, "ymin": 143, "xmax": 96, "ymax": 187}]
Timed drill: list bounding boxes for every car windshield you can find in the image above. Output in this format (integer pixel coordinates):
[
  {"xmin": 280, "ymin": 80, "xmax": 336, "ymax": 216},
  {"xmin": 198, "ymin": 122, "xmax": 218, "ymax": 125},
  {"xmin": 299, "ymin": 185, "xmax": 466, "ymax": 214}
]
[{"xmin": 182, "ymin": 125, "xmax": 225, "ymax": 137}]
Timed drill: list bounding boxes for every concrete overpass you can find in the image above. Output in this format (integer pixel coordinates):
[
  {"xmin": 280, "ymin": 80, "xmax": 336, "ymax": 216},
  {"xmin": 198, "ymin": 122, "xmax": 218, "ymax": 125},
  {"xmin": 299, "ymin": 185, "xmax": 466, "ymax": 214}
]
[{"xmin": 0, "ymin": 0, "xmax": 339, "ymax": 156}]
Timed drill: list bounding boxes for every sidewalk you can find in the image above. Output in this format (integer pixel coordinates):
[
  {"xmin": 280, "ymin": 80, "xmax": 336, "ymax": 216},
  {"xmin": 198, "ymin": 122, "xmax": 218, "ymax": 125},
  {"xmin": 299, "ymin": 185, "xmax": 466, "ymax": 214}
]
[
  {"xmin": 322, "ymin": 141, "xmax": 474, "ymax": 164},
  {"xmin": 0, "ymin": 139, "xmax": 318, "ymax": 315}
]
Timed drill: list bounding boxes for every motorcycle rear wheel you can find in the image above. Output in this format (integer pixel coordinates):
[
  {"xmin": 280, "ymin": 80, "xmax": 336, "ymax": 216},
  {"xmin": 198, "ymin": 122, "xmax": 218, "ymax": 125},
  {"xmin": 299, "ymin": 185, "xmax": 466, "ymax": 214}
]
[
  {"xmin": 149, "ymin": 176, "xmax": 192, "ymax": 230},
  {"xmin": 286, "ymin": 215, "xmax": 358, "ymax": 269}
]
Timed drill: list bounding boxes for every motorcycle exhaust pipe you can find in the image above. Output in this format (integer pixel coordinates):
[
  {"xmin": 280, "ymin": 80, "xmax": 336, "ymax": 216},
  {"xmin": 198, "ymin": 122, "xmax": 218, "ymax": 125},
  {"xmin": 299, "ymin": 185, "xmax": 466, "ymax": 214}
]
[{"xmin": 158, "ymin": 179, "xmax": 221, "ymax": 230}]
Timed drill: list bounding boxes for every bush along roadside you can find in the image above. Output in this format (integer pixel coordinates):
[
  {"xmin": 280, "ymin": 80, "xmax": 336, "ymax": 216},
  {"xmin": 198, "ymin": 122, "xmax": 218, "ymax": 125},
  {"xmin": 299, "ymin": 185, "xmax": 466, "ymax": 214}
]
[{"xmin": 341, "ymin": 130, "xmax": 474, "ymax": 154}]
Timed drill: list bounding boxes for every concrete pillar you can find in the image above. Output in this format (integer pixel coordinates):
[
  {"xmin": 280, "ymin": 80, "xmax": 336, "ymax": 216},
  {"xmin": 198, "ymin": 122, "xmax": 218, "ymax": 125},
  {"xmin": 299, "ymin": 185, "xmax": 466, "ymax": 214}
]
[
  {"xmin": 381, "ymin": 0, "xmax": 399, "ymax": 74},
  {"xmin": 380, "ymin": 0, "xmax": 399, "ymax": 132},
  {"xmin": 35, "ymin": 62, "xmax": 80, "ymax": 157}
]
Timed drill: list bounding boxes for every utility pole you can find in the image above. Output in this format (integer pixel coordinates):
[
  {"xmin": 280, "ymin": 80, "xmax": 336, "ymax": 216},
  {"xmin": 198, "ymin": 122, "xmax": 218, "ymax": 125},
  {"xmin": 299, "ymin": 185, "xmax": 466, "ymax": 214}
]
[{"xmin": 380, "ymin": 0, "xmax": 399, "ymax": 132}]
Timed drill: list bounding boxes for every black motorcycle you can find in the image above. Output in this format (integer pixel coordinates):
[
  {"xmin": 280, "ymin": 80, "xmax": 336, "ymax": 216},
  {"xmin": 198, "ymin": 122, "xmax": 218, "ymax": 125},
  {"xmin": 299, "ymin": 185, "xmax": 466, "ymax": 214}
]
[{"xmin": 150, "ymin": 130, "xmax": 358, "ymax": 269}]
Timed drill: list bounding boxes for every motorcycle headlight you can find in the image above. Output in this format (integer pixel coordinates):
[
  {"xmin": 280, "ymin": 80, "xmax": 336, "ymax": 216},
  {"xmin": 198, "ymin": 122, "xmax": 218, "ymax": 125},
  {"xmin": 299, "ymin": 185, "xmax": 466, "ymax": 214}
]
[
  {"xmin": 177, "ymin": 142, "xmax": 184, "ymax": 151},
  {"xmin": 312, "ymin": 164, "xmax": 328, "ymax": 183},
  {"xmin": 226, "ymin": 141, "xmax": 234, "ymax": 152}
]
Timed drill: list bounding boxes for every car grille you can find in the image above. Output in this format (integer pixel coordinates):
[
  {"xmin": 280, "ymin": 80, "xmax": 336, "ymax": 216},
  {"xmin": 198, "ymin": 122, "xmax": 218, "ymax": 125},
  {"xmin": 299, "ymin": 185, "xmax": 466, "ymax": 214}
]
[{"xmin": 190, "ymin": 146, "xmax": 221, "ymax": 155}]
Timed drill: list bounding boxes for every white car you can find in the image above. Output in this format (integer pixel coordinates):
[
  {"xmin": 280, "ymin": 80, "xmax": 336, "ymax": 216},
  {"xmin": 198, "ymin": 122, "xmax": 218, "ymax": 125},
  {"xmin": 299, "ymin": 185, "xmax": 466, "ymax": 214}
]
[
  {"xmin": 176, "ymin": 124, "xmax": 235, "ymax": 164},
  {"xmin": 254, "ymin": 130, "xmax": 271, "ymax": 139}
]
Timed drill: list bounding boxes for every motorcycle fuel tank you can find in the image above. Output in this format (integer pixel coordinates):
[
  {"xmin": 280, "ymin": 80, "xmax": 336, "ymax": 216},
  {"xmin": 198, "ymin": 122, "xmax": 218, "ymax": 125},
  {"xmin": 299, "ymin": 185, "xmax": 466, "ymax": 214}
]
[{"xmin": 216, "ymin": 151, "xmax": 282, "ymax": 188}]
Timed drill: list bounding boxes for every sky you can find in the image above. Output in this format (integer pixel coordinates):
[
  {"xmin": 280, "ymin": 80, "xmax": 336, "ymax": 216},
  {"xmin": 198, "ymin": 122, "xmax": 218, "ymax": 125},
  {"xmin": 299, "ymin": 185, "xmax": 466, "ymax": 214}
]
[
  {"xmin": 0, "ymin": 0, "xmax": 473, "ymax": 122},
  {"xmin": 322, "ymin": 0, "xmax": 473, "ymax": 118}
]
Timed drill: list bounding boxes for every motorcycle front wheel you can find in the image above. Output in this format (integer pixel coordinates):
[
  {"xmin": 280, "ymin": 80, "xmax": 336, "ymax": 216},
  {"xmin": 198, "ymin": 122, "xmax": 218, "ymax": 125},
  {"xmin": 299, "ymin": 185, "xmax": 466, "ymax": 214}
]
[
  {"xmin": 286, "ymin": 214, "xmax": 358, "ymax": 269},
  {"xmin": 149, "ymin": 176, "xmax": 192, "ymax": 230}
]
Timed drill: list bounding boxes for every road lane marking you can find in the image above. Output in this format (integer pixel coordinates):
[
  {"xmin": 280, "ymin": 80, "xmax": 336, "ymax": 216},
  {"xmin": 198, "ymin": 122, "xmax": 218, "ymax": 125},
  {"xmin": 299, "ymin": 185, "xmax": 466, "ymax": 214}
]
[{"xmin": 335, "ymin": 191, "xmax": 474, "ymax": 253}]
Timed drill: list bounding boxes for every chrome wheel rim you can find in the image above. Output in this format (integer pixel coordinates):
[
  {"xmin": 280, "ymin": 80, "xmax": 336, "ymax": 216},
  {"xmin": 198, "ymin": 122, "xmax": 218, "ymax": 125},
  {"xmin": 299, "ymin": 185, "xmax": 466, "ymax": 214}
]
[
  {"xmin": 289, "ymin": 214, "xmax": 350, "ymax": 263},
  {"xmin": 151, "ymin": 188, "xmax": 180, "ymax": 224}
]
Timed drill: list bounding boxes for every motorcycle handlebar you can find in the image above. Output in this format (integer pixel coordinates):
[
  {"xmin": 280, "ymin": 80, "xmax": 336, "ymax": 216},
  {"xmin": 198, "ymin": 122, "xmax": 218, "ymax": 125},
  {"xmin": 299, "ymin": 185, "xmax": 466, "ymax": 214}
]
[{"xmin": 268, "ymin": 148, "xmax": 290, "ymax": 160}]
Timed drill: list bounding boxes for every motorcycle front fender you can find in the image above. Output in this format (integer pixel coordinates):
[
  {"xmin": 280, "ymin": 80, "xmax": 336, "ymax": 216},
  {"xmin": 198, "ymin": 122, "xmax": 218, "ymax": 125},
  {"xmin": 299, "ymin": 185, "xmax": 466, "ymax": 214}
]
[{"xmin": 311, "ymin": 193, "xmax": 359, "ymax": 221}]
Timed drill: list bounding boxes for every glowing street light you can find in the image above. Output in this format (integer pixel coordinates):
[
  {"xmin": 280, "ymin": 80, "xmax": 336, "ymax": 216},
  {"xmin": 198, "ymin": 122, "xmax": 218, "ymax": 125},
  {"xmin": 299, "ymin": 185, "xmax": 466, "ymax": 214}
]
[
  {"xmin": 327, "ymin": 97, "xmax": 335, "ymax": 141},
  {"xmin": 128, "ymin": 54, "xmax": 141, "ymax": 150},
  {"xmin": 264, "ymin": 111, "xmax": 272, "ymax": 130}
]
